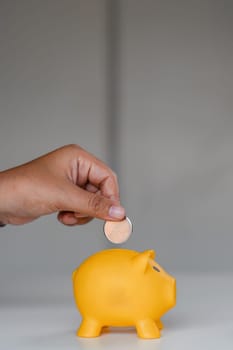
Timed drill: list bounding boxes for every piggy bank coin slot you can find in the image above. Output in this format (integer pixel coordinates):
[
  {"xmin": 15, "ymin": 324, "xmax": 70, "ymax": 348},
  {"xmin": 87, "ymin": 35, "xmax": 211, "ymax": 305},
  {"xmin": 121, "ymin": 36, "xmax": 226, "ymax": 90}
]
[{"xmin": 153, "ymin": 266, "xmax": 160, "ymax": 272}]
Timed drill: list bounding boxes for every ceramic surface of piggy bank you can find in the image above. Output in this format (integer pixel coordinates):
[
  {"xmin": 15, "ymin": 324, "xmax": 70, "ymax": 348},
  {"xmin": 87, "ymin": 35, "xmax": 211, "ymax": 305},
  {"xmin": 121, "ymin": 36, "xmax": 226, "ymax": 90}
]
[{"xmin": 72, "ymin": 249, "xmax": 176, "ymax": 339}]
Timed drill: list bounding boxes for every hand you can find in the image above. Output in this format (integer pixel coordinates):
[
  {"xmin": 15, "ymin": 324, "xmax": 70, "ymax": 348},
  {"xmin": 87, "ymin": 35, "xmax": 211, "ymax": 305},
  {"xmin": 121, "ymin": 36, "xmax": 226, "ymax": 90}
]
[{"xmin": 0, "ymin": 144, "xmax": 125, "ymax": 226}]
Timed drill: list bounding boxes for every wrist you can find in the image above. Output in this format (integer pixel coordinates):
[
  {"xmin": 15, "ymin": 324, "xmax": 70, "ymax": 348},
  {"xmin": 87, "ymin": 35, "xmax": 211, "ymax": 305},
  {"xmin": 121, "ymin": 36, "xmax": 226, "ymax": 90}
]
[{"xmin": 0, "ymin": 171, "xmax": 9, "ymax": 225}]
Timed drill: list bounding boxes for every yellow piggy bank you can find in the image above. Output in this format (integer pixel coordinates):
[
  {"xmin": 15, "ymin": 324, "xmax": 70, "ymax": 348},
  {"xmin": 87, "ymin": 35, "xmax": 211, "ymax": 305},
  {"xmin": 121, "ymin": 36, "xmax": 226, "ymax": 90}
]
[{"xmin": 72, "ymin": 249, "xmax": 176, "ymax": 339}]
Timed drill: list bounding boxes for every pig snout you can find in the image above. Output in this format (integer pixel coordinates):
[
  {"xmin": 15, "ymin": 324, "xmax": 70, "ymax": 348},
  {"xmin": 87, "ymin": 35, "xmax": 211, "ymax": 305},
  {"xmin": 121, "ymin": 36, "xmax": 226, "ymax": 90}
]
[
  {"xmin": 161, "ymin": 276, "xmax": 176, "ymax": 310},
  {"xmin": 170, "ymin": 278, "xmax": 176, "ymax": 308}
]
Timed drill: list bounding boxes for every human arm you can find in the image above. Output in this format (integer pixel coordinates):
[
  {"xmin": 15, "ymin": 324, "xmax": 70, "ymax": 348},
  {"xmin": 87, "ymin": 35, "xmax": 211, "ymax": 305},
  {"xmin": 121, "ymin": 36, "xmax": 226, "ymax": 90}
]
[{"xmin": 0, "ymin": 144, "xmax": 125, "ymax": 226}]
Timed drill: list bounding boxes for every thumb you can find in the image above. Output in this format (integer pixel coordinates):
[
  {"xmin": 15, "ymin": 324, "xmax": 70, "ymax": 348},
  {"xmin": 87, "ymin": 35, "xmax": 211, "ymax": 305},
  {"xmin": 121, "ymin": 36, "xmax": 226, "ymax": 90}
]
[{"xmin": 63, "ymin": 184, "xmax": 125, "ymax": 221}]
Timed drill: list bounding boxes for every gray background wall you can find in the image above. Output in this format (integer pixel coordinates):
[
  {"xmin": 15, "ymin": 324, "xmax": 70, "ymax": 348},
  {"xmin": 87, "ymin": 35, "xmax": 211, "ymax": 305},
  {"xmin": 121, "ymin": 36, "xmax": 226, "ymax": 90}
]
[
  {"xmin": 0, "ymin": 0, "xmax": 233, "ymax": 302},
  {"xmin": 120, "ymin": 0, "xmax": 233, "ymax": 273}
]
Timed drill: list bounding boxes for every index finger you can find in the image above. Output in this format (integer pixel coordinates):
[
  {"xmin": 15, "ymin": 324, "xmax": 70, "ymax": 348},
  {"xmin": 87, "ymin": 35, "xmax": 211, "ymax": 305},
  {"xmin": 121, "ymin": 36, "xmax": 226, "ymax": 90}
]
[
  {"xmin": 75, "ymin": 146, "xmax": 120, "ymax": 201},
  {"xmin": 89, "ymin": 162, "xmax": 120, "ymax": 201}
]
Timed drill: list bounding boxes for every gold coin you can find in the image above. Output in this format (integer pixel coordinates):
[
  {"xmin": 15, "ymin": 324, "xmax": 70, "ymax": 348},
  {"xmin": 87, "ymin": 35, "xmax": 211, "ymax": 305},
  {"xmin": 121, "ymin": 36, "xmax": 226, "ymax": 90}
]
[{"xmin": 103, "ymin": 217, "xmax": 132, "ymax": 244}]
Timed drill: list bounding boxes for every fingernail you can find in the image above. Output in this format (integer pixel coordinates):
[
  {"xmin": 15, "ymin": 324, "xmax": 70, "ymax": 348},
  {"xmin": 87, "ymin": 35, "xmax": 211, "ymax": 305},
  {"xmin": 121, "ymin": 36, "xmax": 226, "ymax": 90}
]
[{"xmin": 109, "ymin": 206, "xmax": 125, "ymax": 219}]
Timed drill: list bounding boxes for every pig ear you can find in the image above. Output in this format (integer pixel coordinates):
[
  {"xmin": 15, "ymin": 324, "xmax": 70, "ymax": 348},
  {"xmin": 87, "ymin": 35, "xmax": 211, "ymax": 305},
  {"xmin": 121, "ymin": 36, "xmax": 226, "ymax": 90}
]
[
  {"xmin": 132, "ymin": 250, "xmax": 156, "ymax": 272},
  {"xmin": 72, "ymin": 269, "xmax": 77, "ymax": 282}
]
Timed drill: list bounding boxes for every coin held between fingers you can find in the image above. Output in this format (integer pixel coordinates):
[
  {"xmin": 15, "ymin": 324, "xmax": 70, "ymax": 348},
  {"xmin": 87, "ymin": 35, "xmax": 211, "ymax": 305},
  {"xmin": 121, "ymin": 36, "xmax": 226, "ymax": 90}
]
[{"xmin": 104, "ymin": 217, "xmax": 133, "ymax": 244}]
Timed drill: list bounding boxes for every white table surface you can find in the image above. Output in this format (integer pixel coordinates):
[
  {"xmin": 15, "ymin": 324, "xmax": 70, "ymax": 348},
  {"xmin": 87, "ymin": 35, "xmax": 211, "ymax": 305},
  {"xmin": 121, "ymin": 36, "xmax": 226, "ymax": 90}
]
[{"xmin": 0, "ymin": 273, "xmax": 233, "ymax": 350}]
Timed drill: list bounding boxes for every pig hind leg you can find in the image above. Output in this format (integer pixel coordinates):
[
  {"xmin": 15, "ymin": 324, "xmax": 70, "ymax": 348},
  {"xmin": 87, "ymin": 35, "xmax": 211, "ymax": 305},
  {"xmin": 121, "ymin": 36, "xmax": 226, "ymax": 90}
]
[
  {"xmin": 135, "ymin": 319, "xmax": 160, "ymax": 339},
  {"xmin": 77, "ymin": 318, "xmax": 103, "ymax": 338}
]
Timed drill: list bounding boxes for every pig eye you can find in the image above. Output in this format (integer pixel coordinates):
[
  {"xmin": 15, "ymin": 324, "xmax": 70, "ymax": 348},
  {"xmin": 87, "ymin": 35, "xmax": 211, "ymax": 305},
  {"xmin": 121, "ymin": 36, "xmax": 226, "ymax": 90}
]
[{"xmin": 153, "ymin": 266, "xmax": 160, "ymax": 272}]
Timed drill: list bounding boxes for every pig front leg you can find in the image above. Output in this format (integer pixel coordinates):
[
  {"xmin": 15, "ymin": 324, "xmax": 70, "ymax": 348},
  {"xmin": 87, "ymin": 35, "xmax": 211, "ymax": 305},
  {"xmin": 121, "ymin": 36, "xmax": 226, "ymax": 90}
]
[
  {"xmin": 135, "ymin": 319, "xmax": 160, "ymax": 339},
  {"xmin": 77, "ymin": 318, "xmax": 103, "ymax": 337}
]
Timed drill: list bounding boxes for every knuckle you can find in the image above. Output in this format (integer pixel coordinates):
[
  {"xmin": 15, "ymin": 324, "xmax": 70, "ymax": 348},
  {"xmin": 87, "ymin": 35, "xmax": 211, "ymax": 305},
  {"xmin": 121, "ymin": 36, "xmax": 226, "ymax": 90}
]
[
  {"xmin": 112, "ymin": 171, "xmax": 118, "ymax": 182},
  {"xmin": 107, "ymin": 169, "xmax": 118, "ymax": 184},
  {"xmin": 66, "ymin": 144, "xmax": 81, "ymax": 152}
]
